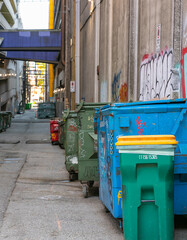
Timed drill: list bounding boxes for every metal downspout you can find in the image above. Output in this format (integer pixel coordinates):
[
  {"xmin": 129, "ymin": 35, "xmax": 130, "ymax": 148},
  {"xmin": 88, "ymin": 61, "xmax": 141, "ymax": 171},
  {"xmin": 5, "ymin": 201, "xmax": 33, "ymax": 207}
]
[
  {"xmin": 61, "ymin": 0, "xmax": 65, "ymax": 66},
  {"xmin": 75, "ymin": 0, "xmax": 80, "ymax": 104},
  {"xmin": 49, "ymin": 0, "xmax": 55, "ymax": 100}
]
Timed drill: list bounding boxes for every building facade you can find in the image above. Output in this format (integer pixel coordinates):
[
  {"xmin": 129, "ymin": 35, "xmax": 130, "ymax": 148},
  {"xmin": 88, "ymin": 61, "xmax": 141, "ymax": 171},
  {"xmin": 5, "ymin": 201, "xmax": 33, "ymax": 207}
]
[{"xmin": 0, "ymin": 0, "xmax": 23, "ymax": 114}]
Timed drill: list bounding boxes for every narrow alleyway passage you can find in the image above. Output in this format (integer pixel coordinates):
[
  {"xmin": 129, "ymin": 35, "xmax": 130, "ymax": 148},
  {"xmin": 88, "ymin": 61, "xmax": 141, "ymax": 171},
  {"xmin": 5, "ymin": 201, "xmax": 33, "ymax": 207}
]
[
  {"xmin": 0, "ymin": 110, "xmax": 123, "ymax": 240},
  {"xmin": 0, "ymin": 110, "xmax": 186, "ymax": 239}
]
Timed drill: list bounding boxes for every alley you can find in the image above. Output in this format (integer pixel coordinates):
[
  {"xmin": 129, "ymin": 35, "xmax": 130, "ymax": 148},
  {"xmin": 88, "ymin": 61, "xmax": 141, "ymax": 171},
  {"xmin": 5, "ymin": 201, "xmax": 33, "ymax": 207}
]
[
  {"xmin": 0, "ymin": 111, "xmax": 186, "ymax": 239},
  {"xmin": 0, "ymin": 110, "xmax": 124, "ymax": 240}
]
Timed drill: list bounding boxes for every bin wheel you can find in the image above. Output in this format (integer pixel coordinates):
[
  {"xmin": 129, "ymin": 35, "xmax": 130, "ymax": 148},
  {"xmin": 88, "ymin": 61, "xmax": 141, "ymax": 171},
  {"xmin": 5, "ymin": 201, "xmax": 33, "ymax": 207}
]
[
  {"xmin": 69, "ymin": 173, "xmax": 74, "ymax": 181},
  {"xmin": 59, "ymin": 144, "xmax": 64, "ymax": 149},
  {"xmin": 104, "ymin": 206, "xmax": 110, "ymax": 213},
  {"xmin": 52, "ymin": 141, "xmax": 55, "ymax": 145},
  {"xmin": 69, "ymin": 173, "xmax": 78, "ymax": 181},
  {"xmin": 82, "ymin": 185, "xmax": 89, "ymax": 198},
  {"xmin": 87, "ymin": 181, "xmax": 94, "ymax": 188}
]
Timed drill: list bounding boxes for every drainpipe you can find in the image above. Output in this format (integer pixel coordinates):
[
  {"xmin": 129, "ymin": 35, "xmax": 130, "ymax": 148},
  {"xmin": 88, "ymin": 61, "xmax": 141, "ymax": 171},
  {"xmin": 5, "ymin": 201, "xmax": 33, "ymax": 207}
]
[
  {"xmin": 61, "ymin": 0, "xmax": 65, "ymax": 66},
  {"xmin": 71, "ymin": 0, "xmax": 76, "ymax": 110},
  {"xmin": 94, "ymin": 0, "xmax": 100, "ymax": 102},
  {"xmin": 107, "ymin": 0, "xmax": 113, "ymax": 102},
  {"xmin": 75, "ymin": 0, "xmax": 80, "ymax": 104},
  {"xmin": 49, "ymin": 0, "xmax": 55, "ymax": 101}
]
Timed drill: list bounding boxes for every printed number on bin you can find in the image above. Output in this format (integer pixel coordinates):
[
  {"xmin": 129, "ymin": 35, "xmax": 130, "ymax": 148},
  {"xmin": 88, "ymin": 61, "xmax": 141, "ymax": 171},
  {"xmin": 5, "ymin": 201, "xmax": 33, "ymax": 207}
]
[{"xmin": 139, "ymin": 155, "xmax": 157, "ymax": 160}]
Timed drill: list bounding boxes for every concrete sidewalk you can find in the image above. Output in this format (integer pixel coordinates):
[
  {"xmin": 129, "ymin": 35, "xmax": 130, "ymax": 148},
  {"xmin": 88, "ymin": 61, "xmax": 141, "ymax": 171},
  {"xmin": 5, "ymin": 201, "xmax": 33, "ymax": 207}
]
[{"xmin": 0, "ymin": 110, "xmax": 123, "ymax": 240}]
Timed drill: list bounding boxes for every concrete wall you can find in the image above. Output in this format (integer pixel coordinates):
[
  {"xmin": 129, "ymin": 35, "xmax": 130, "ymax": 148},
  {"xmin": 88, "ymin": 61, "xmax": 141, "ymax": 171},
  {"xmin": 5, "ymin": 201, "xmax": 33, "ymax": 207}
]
[
  {"xmin": 138, "ymin": 0, "xmax": 176, "ymax": 101},
  {"xmin": 79, "ymin": 0, "xmax": 184, "ymax": 103},
  {"xmin": 99, "ymin": 0, "xmax": 112, "ymax": 102},
  {"xmin": 111, "ymin": 0, "xmax": 129, "ymax": 102},
  {"xmin": 80, "ymin": 0, "xmax": 96, "ymax": 102}
]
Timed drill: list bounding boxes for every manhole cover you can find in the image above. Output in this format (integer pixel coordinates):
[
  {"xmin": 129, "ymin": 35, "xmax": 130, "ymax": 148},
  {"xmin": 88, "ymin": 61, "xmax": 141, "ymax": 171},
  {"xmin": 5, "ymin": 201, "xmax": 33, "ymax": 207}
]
[{"xmin": 40, "ymin": 195, "xmax": 62, "ymax": 201}]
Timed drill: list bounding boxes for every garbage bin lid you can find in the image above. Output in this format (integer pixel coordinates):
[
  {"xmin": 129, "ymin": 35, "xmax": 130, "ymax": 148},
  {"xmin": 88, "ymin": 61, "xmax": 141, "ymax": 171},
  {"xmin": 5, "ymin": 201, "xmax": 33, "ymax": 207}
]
[{"xmin": 116, "ymin": 135, "xmax": 178, "ymax": 146}]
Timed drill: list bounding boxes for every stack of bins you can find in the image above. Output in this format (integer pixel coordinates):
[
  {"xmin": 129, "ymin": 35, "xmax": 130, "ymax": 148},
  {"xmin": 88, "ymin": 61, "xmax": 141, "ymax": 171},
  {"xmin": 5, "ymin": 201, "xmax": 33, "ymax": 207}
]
[
  {"xmin": 63, "ymin": 110, "xmax": 78, "ymax": 181},
  {"xmin": 37, "ymin": 102, "xmax": 56, "ymax": 119},
  {"xmin": 95, "ymin": 98, "xmax": 187, "ymax": 219},
  {"xmin": 76, "ymin": 102, "xmax": 108, "ymax": 198}
]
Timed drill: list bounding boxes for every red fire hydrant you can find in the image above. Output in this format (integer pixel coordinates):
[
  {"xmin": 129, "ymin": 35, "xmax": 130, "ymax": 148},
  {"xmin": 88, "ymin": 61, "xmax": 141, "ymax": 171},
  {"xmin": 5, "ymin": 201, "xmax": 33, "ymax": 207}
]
[{"xmin": 50, "ymin": 120, "xmax": 59, "ymax": 145}]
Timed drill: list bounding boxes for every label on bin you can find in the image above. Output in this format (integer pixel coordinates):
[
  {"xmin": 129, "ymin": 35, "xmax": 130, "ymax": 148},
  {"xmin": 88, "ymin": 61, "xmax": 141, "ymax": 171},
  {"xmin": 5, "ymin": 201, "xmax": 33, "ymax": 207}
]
[{"xmin": 139, "ymin": 154, "xmax": 158, "ymax": 160}]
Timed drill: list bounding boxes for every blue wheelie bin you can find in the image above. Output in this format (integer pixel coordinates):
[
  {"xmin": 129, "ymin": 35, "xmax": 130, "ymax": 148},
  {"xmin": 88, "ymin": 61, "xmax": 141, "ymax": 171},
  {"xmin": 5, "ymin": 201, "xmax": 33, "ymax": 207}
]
[{"xmin": 95, "ymin": 98, "xmax": 187, "ymax": 218}]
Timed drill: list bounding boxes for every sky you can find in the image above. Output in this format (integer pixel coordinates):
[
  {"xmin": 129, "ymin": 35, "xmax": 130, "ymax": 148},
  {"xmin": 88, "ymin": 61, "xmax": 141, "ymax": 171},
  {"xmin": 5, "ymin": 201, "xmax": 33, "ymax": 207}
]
[{"xmin": 19, "ymin": 0, "xmax": 49, "ymax": 29}]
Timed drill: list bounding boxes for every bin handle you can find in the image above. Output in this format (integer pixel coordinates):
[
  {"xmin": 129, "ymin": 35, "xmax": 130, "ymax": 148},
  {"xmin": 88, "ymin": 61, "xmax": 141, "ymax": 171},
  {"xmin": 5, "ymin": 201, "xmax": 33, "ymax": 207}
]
[
  {"xmin": 75, "ymin": 100, "xmax": 84, "ymax": 113},
  {"xmin": 141, "ymin": 200, "xmax": 155, "ymax": 203},
  {"xmin": 171, "ymin": 109, "xmax": 187, "ymax": 135},
  {"xmin": 63, "ymin": 108, "xmax": 70, "ymax": 120}
]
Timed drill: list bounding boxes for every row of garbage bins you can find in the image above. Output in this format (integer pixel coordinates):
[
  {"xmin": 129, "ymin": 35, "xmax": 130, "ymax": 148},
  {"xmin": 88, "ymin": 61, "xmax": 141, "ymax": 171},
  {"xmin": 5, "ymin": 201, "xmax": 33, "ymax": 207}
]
[{"xmin": 50, "ymin": 99, "xmax": 187, "ymax": 240}]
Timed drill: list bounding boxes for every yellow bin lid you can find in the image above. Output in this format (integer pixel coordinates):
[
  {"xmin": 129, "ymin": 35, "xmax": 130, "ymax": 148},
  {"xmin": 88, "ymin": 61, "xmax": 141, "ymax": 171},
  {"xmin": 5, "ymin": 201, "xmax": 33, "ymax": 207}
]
[{"xmin": 115, "ymin": 135, "xmax": 178, "ymax": 146}]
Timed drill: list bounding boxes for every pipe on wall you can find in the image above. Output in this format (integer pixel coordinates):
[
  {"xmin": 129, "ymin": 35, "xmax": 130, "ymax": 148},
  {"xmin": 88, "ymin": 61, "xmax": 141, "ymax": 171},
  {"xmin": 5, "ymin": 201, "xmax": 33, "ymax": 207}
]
[
  {"xmin": 75, "ymin": 0, "xmax": 80, "ymax": 104},
  {"xmin": 49, "ymin": 0, "xmax": 55, "ymax": 99},
  {"xmin": 61, "ymin": 0, "xmax": 65, "ymax": 66},
  {"xmin": 107, "ymin": 0, "xmax": 113, "ymax": 102},
  {"xmin": 94, "ymin": 0, "xmax": 100, "ymax": 102}
]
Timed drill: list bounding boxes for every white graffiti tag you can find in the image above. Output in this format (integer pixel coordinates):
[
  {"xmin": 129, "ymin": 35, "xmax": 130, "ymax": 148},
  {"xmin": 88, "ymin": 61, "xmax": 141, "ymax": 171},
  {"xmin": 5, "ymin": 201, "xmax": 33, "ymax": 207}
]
[
  {"xmin": 79, "ymin": 132, "xmax": 86, "ymax": 158},
  {"xmin": 139, "ymin": 49, "xmax": 178, "ymax": 101}
]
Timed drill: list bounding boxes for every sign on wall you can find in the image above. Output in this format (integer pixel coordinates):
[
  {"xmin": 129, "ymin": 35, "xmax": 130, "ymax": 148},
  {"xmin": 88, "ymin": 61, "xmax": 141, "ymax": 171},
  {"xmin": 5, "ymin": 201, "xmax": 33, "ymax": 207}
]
[
  {"xmin": 156, "ymin": 24, "xmax": 161, "ymax": 53},
  {"xmin": 70, "ymin": 81, "xmax": 75, "ymax": 93}
]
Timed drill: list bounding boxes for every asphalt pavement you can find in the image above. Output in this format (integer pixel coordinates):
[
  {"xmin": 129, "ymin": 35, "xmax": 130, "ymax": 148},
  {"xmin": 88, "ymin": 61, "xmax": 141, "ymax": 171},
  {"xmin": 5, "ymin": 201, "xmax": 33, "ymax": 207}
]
[
  {"xmin": 0, "ymin": 110, "xmax": 185, "ymax": 239},
  {"xmin": 0, "ymin": 110, "xmax": 123, "ymax": 240}
]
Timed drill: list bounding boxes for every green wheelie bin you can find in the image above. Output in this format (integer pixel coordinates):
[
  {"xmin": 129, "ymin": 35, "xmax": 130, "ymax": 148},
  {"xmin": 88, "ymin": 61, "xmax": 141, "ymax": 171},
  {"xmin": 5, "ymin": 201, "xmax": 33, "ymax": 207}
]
[
  {"xmin": 0, "ymin": 113, "xmax": 4, "ymax": 132},
  {"xmin": 1, "ymin": 112, "xmax": 9, "ymax": 130},
  {"xmin": 58, "ymin": 119, "xmax": 65, "ymax": 149},
  {"xmin": 6, "ymin": 111, "xmax": 12, "ymax": 128},
  {"xmin": 64, "ymin": 109, "xmax": 78, "ymax": 181},
  {"xmin": 116, "ymin": 135, "xmax": 178, "ymax": 240},
  {"xmin": 76, "ymin": 102, "xmax": 108, "ymax": 197}
]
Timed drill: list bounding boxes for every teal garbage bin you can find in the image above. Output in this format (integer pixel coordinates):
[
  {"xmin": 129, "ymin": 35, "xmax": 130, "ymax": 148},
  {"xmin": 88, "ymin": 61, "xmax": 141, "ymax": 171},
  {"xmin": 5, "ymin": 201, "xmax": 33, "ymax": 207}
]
[{"xmin": 116, "ymin": 135, "xmax": 178, "ymax": 240}]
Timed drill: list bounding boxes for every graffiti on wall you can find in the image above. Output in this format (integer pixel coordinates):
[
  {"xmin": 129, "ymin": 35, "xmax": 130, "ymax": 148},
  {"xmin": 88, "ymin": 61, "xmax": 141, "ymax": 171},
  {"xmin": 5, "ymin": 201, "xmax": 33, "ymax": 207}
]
[
  {"xmin": 182, "ymin": 48, "xmax": 187, "ymax": 98},
  {"xmin": 112, "ymin": 71, "xmax": 128, "ymax": 102},
  {"xmin": 112, "ymin": 71, "xmax": 121, "ymax": 102},
  {"xmin": 139, "ymin": 48, "xmax": 180, "ymax": 101},
  {"xmin": 119, "ymin": 83, "xmax": 128, "ymax": 102}
]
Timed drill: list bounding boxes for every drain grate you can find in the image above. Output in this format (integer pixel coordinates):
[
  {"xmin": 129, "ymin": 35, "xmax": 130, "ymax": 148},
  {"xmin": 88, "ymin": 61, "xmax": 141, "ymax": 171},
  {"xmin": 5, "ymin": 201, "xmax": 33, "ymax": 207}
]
[{"xmin": 26, "ymin": 139, "xmax": 50, "ymax": 144}]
